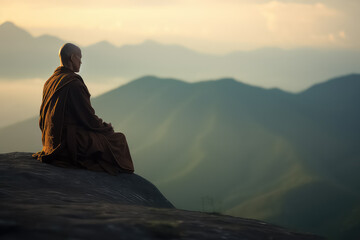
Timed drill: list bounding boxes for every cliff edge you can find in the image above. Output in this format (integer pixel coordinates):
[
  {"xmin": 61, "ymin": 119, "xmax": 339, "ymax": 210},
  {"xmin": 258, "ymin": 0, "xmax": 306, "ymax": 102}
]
[{"xmin": 0, "ymin": 152, "xmax": 324, "ymax": 240}]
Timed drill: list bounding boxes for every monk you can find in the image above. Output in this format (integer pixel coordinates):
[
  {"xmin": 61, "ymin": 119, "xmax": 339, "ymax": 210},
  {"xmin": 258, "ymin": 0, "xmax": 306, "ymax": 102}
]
[{"xmin": 33, "ymin": 43, "xmax": 134, "ymax": 175}]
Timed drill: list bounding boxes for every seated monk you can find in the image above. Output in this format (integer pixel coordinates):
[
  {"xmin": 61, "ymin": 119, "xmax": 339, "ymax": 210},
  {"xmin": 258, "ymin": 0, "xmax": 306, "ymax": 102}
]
[{"xmin": 33, "ymin": 43, "xmax": 134, "ymax": 175}]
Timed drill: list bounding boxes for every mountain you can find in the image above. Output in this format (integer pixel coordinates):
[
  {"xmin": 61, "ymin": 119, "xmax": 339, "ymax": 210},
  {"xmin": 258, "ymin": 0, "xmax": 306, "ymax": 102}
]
[
  {"xmin": 0, "ymin": 21, "xmax": 33, "ymax": 42},
  {"xmin": 1, "ymin": 21, "xmax": 360, "ymax": 92},
  {"xmin": 0, "ymin": 21, "xmax": 64, "ymax": 78},
  {"xmin": 0, "ymin": 74, "xmax": 359, "ymax": 239}
]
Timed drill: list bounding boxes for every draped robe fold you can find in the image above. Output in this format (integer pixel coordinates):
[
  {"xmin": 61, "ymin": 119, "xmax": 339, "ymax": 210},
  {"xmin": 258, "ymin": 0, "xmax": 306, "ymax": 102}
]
[{"xmin": 33, "ymin": 66, "xmax": 134, "ymax": 175}]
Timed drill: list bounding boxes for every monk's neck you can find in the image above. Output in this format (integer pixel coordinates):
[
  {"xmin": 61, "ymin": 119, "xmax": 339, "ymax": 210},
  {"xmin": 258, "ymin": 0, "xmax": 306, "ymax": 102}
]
[{"xmin": 59, "ymin": 65, "xmax": 75, "ymax": 73}]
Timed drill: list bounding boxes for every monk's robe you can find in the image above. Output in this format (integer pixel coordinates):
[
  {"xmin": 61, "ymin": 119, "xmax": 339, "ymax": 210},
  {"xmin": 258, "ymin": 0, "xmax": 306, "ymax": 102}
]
[{"xmin": 33, "ymin": 66, "xmax": 134, "ymax": 175}]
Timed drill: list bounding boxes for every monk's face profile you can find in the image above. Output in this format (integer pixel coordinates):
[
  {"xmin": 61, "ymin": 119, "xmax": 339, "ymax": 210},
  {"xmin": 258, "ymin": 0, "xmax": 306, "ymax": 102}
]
[{"xmin": 71, "ymin": 50, "xmax": 82, "ymax": 73}]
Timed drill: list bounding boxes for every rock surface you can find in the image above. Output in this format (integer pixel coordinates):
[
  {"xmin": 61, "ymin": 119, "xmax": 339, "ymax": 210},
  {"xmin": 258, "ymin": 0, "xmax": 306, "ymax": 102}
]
[
  {"xmin": 0, "ymin": 152, "xmax": 174, "ymax": 208},
  {"xmin": 0, "ymin": 152, "xmax": 325, "ymax": 240}
]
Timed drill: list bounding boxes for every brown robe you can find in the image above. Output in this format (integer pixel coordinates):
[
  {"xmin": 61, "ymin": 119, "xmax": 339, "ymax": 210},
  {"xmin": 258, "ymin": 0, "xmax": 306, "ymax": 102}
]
[{"xmin": 33, "ymin": 66, "xmax": 134, "ymax": 175}]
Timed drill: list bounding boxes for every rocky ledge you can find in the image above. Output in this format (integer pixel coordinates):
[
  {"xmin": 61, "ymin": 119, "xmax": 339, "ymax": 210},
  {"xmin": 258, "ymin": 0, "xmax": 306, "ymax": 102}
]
[{"xmin": 0, "ymin": 152, "xmax": 324, "ymax": 240}]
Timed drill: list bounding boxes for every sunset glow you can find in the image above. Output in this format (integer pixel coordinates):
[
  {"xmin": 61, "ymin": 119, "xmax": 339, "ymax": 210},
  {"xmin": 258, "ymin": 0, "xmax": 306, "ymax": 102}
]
[{"xmin": 0, "ymin": 0, "xmax": 358, "ymax": 53}]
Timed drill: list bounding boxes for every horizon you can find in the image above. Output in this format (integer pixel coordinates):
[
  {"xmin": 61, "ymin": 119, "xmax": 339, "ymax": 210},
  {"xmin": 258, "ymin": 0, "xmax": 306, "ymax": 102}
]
[
  {"xmin": 4, "ymin": 20, "xmax": 360, "ymax": 56},
  {"xmin": 1, "ymin": 0, "xmax": 359, "ymax": 54}
]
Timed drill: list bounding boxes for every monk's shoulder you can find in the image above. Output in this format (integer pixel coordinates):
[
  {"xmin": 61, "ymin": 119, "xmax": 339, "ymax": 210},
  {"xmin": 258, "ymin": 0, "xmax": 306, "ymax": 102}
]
[
  {"xmin": 66, "ymin": 75, "xmax": 91, "ymax": 96},
  {"xmin": 66, "ymin": 75, "xmax": 86, "ymax": 89}
]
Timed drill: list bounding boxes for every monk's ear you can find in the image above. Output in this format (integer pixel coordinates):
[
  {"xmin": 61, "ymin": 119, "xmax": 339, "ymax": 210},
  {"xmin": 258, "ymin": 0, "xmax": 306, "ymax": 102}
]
[{"xmin": 70, "ymin": 54, "xmax": 75, "ymax": 63}]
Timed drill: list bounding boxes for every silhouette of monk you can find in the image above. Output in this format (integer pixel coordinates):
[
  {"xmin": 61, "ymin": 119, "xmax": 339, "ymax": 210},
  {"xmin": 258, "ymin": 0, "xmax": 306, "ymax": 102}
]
[{"xmin": 33, "ymin": 43, "xmax": 134, "ymax": 175}]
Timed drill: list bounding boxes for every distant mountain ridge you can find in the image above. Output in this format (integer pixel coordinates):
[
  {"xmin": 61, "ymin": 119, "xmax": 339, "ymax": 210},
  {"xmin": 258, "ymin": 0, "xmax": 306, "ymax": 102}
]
[
  {"xmin": 0, "ymin": 21, "xmax": 64, "ymax": 78},
  {"xmin": 1, "ymin": 21, "xmax": 360, "ymax": 92},
  {"xmin": 0, "ymin": 74, "xmax": 359, "ymax": 240}
]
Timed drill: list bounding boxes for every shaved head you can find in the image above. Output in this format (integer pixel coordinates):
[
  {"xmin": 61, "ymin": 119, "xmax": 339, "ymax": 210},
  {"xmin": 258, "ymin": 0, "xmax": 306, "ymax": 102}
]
[
  {"xmin": 59, "ymin": 43, "xmax": 81, "ymax": 64},
  {"xmin": 59, "ymin": 43, "xmax": 82, "ymax": 72}
]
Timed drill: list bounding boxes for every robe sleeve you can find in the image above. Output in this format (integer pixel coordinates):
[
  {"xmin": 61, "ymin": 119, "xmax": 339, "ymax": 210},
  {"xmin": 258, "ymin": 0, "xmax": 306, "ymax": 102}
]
[{"xmin": 66, "ymin": 79, "xmax": 114, "ymax": 134}]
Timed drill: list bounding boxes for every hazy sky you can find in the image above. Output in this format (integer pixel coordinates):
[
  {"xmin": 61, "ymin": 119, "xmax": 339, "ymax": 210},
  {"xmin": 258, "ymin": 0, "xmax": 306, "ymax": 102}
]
[{"xmin": 1, "ymin": 0, "xmax": 359, "ymax": 54}]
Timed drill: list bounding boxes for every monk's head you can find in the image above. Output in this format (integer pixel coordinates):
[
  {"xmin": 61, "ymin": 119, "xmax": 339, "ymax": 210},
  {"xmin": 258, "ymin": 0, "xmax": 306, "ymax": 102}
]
[{"xmin": 59, "ymin": 43, "xmax": 82, "ymax": 72}]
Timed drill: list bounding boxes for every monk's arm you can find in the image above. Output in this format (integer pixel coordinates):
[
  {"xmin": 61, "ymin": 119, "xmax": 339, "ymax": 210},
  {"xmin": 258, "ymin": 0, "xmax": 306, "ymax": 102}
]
[{"xmin": 67, "ymin": 80, "xmax": 113, "ymax": 133}]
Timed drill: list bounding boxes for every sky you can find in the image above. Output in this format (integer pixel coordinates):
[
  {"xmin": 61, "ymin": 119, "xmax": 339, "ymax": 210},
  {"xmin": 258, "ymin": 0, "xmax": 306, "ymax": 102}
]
[{"xmin": 0, "ymin": 0, "xmax": 359, "ymax": 54}]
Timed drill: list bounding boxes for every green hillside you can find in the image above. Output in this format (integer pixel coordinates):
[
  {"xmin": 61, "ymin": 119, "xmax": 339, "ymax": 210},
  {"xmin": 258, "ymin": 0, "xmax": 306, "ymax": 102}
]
[
  {"xmin": 92, "ymin": 75, "xmax": 360, "ymax": 240},
  {"xmin": 0, "ymin": 75, "xmax": 359, "ymax": 239}
]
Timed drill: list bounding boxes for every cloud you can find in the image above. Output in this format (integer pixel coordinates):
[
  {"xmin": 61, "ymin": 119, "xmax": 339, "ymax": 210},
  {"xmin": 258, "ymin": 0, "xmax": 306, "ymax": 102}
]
[
  {"xmin": 338, "ymin": 31, "xmax": 346, "ymax": 39},
  {"xmin": 259, "ymin": 1, "xmax": 343, "ymax": 45},
  {"xmin": 0, "ymin": 0, "xmax": 357, "ymax": 53}
]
